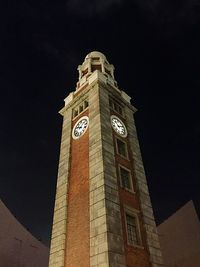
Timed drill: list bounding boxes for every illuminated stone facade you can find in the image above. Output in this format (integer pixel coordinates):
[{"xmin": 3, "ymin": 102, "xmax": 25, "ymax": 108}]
[{"xmin": 49, "ymin": 51, "xmax": 163, "ymax": 267}]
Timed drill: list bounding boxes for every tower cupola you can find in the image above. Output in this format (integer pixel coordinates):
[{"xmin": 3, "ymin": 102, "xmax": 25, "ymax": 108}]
[{"xmin": 76, "ymin": 51, "xmax": 118, "ymax": 90}]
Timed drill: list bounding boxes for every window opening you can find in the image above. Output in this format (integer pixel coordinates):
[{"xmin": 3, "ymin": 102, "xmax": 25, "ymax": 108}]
[
  {"xmin": 120, "ymin": 167, "xmax": 132, "ymax": 190},
  {"xmin": 73, "ymin": 99, "xmax": 89, "ymax": 119},
  {"xmin": 84, "ymin": 100, "xmax": 89, "ymax": 109},
  {"xmin": 74, "ymin": 109, "xmax": 78, "ymax": 118},
  {"xmin": 116, "ymin": 138, "xmax": 128, "ymax": 158},
  {"xmin": 126, "ymin": 213, "xmax": 139, "ymax": 246},
  {"xmin": 79, "ymin": 104, "xmax": 83, "ymax": 113},
  {"xmin": 109, "ymin": 97, "xmax": 123, "ymax": 116}
]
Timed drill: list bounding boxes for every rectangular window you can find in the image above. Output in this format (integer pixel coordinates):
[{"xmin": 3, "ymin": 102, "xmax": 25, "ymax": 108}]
[
  {"xmin": 72, "ymin": 99, "xmax": 89, "ymax": 120},
  {"xmin": 109, "ymin": 97, "xmax": 124, "ymax": 116},
  {"xmin": 79, "ymin": 104, "xmax": 83, "ymax": 113},
  {"xmin": 120, "ymin": 167, "xmax": 132, "ymax": 190},
  {"xmin": 126, "ymin": 213, "xmax": 139, "ymax": 246},
  {"xmin": 73, "ymin": 109, "xmax": 78, "ymax": 118},
  {"xmin": 109, "ymin": 98, "xmax": 113, "ymax": 108},
  {"xmin": 118, "ymin": 106, "xmax": 122, "ymax": 115},
  {"xmin": 84, "ymin": 100, "xmax": 89, "ymax": 109},
  {"xmin": 114, "ymin": 102, "xmax": 118, "ymax": 112},
  {"xmin": 91, "ymin": 64, "xmax": 102, "ymax": 72},
  {"xmin": 116, "ymin": 138, "xmax": 128, "ymax": 158},
  {"xmin": 92, "ymin": 57, "xmax": 100, "ymax": 61}
]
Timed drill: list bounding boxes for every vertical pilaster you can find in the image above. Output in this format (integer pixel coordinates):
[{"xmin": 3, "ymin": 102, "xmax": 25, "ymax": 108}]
[
  {"xmin": 100, "ymin": 86, "xmax": 126, "ymax": 267},
  {"xmin": 125, "ymin": 106, "xmax": 164, "ymax": 267},
  {"xmin": 49, "ymin": 108, "xmax": 72, "ymax": 267},
  {"xmin": 89, "ymin": 83, "xmax": 126, "ymax": 267}
]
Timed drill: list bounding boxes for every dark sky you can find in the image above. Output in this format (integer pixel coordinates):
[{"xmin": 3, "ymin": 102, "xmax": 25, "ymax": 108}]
[{"xmin": 0, "ymin": 0, "xmax": 200, "ymax": 246}]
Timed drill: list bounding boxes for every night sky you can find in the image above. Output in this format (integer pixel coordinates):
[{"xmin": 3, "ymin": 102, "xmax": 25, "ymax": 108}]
[{"xmin": 0, "ymin": 0, "xmax": 200, "ymax": 246}]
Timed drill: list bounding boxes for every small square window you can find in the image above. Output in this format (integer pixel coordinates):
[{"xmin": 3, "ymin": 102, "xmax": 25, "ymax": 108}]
[
  {"xmin": 109, "ymin": 98, "xmax": 113, "ymax": 108},
  {"xmin": 73, "ymin": 109, "xmax": 78, "ymax": 118},
  {"xmin": 79, "ymin": 104, "xmax": 83, "ymax": 113},
  {"xmin": 126, "ymin": 213, "xmax": 140, "ymax": 246},
  {"xmin": 119, "ymin": 166, "xmax": 133, "ymax": 191},
  {"xmin": 116, "ymin": 138, "xmax": 128, "ymax": 158},
  {"xmin": 118, "ymin": 106, "xmax": 123, "ymax": 115},
  {"xmin": 109, "ymin": 97, "xmax": 124, "ymax": 116},
  {"xmin": 84, "ymin": 100, "xmax": 89, "ymax": 109},
  {"xmin": 114, "ymin": 102, "xmax": 118, "ymax": 112}
]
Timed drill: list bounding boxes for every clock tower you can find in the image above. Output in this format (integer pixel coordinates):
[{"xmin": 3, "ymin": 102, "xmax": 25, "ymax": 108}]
[{"xmin": 49, "ymin": 52, "xmax": 163, "ymax": 267}]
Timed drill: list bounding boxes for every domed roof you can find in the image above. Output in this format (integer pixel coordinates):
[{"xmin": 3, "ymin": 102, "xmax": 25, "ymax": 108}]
[{"xmin": 85, "ymin": 51, "xmax": 107, "ymax": 61}]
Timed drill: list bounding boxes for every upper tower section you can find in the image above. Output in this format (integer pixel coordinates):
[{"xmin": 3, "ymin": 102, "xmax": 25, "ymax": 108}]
[
  {"xmin": 62, "ymin": 51, "xmax": 132, "ymax": 109},
  {"xmin": 76, "ymin": 51, "xmax": 118, "ymax": 91}
]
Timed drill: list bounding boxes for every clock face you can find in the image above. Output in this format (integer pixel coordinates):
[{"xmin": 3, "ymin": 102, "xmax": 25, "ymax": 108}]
[
  {"xmin": 111, "ymin": 115, "xmax": 127, "ymax": 137},
  {"xmin": 72, "ymin": 116, "xmax": 89, "ymax": 139}
]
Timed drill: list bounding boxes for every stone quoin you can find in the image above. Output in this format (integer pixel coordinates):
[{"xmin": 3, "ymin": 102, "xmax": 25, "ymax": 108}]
[{"xmin": 49, "ymin": 51, "xmax": 164, "ymax": 267}]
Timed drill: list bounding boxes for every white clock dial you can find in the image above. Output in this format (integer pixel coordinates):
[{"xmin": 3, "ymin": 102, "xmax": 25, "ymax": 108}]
[
  {"xmin": 72, "ymin": 116, "xmax": 89, "ymax": 139},
  {"xmin": 111, "ymin": 115, "xmax": 127, "ymax": 137}
]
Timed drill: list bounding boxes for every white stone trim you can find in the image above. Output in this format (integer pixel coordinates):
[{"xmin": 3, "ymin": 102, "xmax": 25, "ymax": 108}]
[
  {"xmin": 72, "ymin": 115, "xmax": 89, "ymax": 140},
  {"xmin": 89, "ymin": 83, "xmax": 126, "ymax": 267},
  {"xmin": 121, "ymin": 91, "xmax": 131, "ymax": 103},
  {"xmin": 118, "ymin": 164, "xmax": 135, "ymax": 193},
  {"xmin": 48, "ymin": 108, "xmax": 72, "ymax": 267},
  {"xmin": 64, "ymin": 92, "xmax": 74, "ymax": 106},
  {"xmin": 110, "ymin": 115, "xmax": 127, "ymax": 138},
  {"xmin": 115, "ymin": 136, "xmax": 129, "ymax": 160},
  {"xmin": 124, "ymin": 206, "xmax": 143, "ymax": 248}
]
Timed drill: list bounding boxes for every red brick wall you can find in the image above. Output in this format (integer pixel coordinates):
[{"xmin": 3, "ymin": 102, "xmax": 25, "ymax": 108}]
[
  {"xmin": 119, "ymin": 189, "xmax": 151, "ymax": 267},
  {"xmin": 111, "ymin": 111, "xmax": 151, "ymax": 267},
  {"xmin": 65, "ymin": 110, "xmax": 90, "ymax": 267}
]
